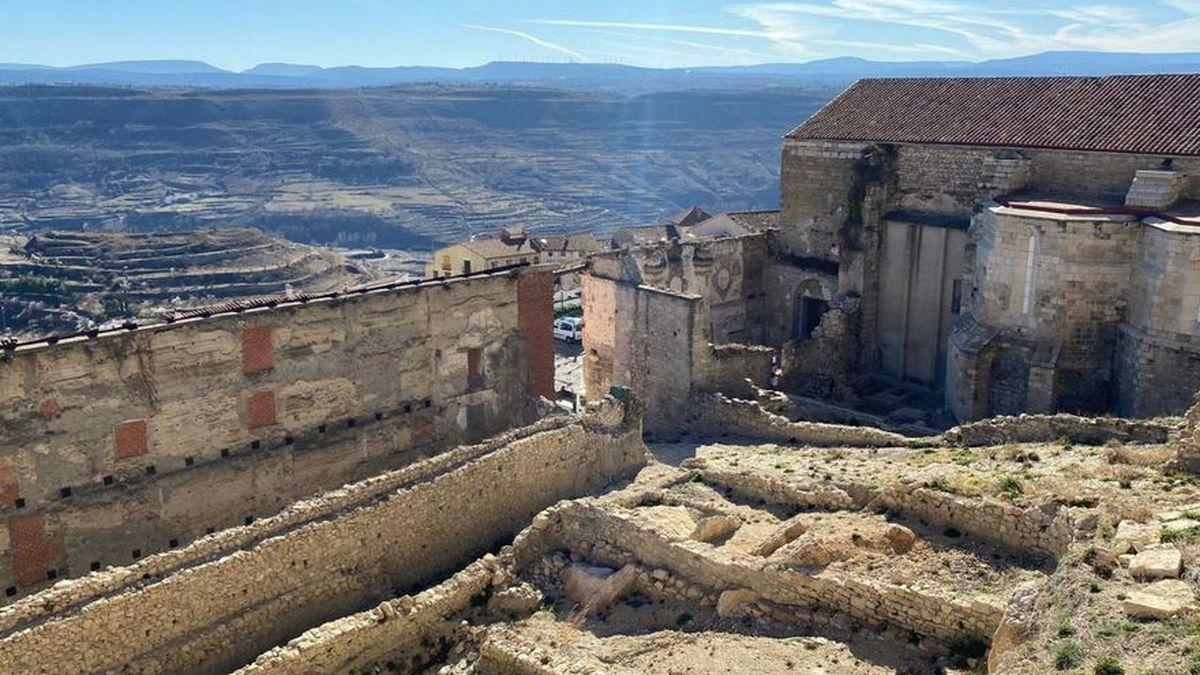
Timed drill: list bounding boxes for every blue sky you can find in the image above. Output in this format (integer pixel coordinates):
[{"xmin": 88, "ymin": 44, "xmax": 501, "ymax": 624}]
[{"xmin": 5, "ymin": 1, "xmax": 1200, "ymax": 70}]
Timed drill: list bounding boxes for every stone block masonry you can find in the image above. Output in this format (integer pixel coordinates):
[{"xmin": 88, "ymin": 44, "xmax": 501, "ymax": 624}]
[
  {"xmin": 0, "ymin": 394, "xmax": 649, "ymax": 673},
  {"xmin": 0, "ymin": 267, "xmax": 555, "ymax": 597}
]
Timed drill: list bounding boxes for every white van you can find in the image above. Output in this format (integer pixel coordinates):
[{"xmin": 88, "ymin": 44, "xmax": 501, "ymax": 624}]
[{"xmin": 553, "ymin": 316, "xmax": 584, "ymax": 342}]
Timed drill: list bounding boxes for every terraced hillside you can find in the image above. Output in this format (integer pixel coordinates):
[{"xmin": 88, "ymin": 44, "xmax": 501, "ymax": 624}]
[
  {"xmin": 0, "ymin": 228, "xmax": 371, "ymax": 337},
  {"xmin": 0, "ymin": 85, "xmax": 833, "ymax": 245}
]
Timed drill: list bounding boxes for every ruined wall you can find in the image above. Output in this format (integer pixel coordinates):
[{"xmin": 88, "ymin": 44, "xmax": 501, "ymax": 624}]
[
  {"xmin": 1115, "ymin": 222, "xmax": 1200, "ymax": 417},
  {"xmin": 1174, "ymin": 395, "xmax": 1200, "ymax": 471},
  {"xmin": 548, "ymin": 500, "xmax": 1003, "ymax": 643},
  {"xmin": 0, "ymin": 267, "xmax": 554, "ymax": 596},
  {"xmin": 593, "ymin": 234, "xmax": 771, "ymax": 345},
  {"xmin": 689, "ymin": 393, "xmax": 918, "ymax": 448},
  {"xmin": 0, "ymin": 396, "xmax": 648, "ymax": 674},
  {"xmin": 581, "ymin": 273, "xmax": 702, "ymax": 437},
  {"xmin": 695, "ymin": 344, "xmax": 774, "ymax": 399}
]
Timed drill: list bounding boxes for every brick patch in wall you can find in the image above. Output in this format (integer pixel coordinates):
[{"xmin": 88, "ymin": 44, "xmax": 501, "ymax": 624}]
[
  {"xmin": 241, "ymin": 326, "xmax": 274, "ymax": 375},
  {"xmin": 114, "ymin": 419, "xmax": 149, "ymax": 460},
  {"xmin": 516, "ymin": 270, "xmax": 555, "ymax": 398},
  {"xmin": 8, "ymin": 516, "xmax": 64, "ymax": 585},
  {"xmin": 0, "ymin": 459, "xmax": 20, "ymax": 509},
  {"xmin": 247, "ymin": 389, "xmax": 278, "ymax": 429},
  {"xmin": 37, "ymin": 399, "xmax": 61, "ymax": 420}
]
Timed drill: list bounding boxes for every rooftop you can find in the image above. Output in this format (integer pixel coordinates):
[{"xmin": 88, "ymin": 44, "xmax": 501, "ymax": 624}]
[{"xmin": 787, "ymin": 74, "xmax": 1200, "ymax": 156}]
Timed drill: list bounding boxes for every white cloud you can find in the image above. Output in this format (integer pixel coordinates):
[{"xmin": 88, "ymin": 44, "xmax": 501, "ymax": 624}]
[{"xmin": 460, "ymin": 24, "xmax": 588, "ymax": 61}]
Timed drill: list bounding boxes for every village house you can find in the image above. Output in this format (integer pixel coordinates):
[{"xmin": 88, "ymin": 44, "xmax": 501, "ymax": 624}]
[{"xmin": 425, "ymin": 227, "xmax": 539, "ymax": 278}]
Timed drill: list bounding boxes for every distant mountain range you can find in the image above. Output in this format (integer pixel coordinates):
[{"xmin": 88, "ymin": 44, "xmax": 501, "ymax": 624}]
[{"xmin": 3, "ymin": 51, "xmax": 1200, "ymax": 93}]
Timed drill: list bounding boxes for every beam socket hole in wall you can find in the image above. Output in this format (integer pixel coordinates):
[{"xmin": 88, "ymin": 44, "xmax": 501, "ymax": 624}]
[
  {"xmin": 169, "ymin": 538, "xmax": 179, "ymax": 549},
  {"xmin": 3, "ymin": 587, "xmax": 13, "ymax": 597},
  {"xmin": 14, "ymin": 498, "xmax": 25, "ymax": 509},
  {"xmin": 90, "ymin": 561, "xmax": 101, "ymax": 572},
  {"xmin": 346, "ymin": 418, "xmax": 356, "ymax": 428},
  {"xmin": 284, "ymin": 436, "xmax": 294, "ymax": 445},
  {"xmin": 404, "ymin": 404, "xmax": 412, "ymax": 414},
  {"xmin": 317, "ymin": 424, "xmax": 326, "ymax": 434},
  {"xmin": 184, "ymin": 456, "xmax": 194, "ymax": 467},
  {"xmin": 250, "ymin": 440, "xmax": 260, "ymax": 451},
  {"xmin": 221, "ymin": 448, "xmax": 231, "ymax": 458},
  {"xmin": 132, "ymin": 549, "xmax": 141, "ymax": 560},
  {"xmin": 46, "ymin": 569, "xmax": 57, "ymax": 581},
  {"xmin": 145, "ymin": 465, "xmax": 156, "ymax": 476},
  {"xmin": 244, "ymin": 516, "xmax": 254, "ymax": 525},
  {"xmin": 103, "ymin": 475, "xmax": 114, "ymax": 485},
  {"xmin": 423, "ymin": 398, "xmax": 432, "ymax": 408},
  {"xmin": 206, "ymin": 526, "xmax": 215, "ymax": 535},
  {"xmin": 374, "ymin": 412, "xmax": 383, "ymax": 421},
  {"xmin": 59, "ymin": 486, "xmax": 72, "ymax": 498}
]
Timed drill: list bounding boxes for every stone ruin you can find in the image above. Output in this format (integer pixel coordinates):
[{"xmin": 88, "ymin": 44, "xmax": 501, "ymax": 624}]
[{"xmin": 2, "ymin": 74, "xmax": 1200, "ymax": 673}]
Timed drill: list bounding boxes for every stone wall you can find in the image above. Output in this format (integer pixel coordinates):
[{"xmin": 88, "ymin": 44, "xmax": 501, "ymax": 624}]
[
  {"xmin": 582, "ymin": 239, "xmax": 784, "ymax": 437},
  {"xmin": 689, "ymin": 393, "xmax": 919, "ymax": 448},
  {"xmin": 961, "ymin": 205, "xmax": 1139, "ymax": 414},
  {"xmin": 546, "ymin": 500, "xmax": 1003, "ymax": 643},
  {"xmin": 581, "ymin": 274, "xmax": 703, "ymax": 436},
  {"xmin": 1115, "ymin": 222, "xmax": 1200, "ymax": 417},
  {"xmin": 0, "ymin": 267, "xmax": 554, "ymax": 597},
  {"xmin": 943, "ymin": 413, "xmax": 1172, "ymax": 448},
  {"xmin": 695, "ymin": 344, "xmax": 775, "ymax": 398},
  {"xmin": 0, "ymin": 395, "xmax": 649, "ymax": 673},
  {"xmin": 239, "ymin": 555, "xmax": 498, "ymax": 674},
  {"xmin": 1174, "ymin": 394, "xmax": 1200, "ymax": 471}
]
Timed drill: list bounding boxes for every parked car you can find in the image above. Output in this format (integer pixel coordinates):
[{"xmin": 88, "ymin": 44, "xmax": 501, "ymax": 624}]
[{"xmin": 553, "ymin": 316, "xmax": 584, "ymax": 342}]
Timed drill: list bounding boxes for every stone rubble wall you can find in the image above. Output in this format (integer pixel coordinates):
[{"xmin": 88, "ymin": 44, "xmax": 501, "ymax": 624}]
[
  {"xmin": 0, "ymin": 396, "xmax": 649, "ymax": 674},
  {"xmin": 942, "ymin": 413, "xmax": 1173, "ymax": 447},
  {"xmin": 0, "ymin": 268, "xmax": 555, "ymax": 596},
  {"xmin": 689, "ymin": 457, "xmax": 1069, "ymax": 558},
  {"xmin": 544, "ymin": 500, "xmax": 1003, "ymax": 643},
  {"xmin": 695, "ymin": 343, "xmax": 775, "ymax": 398},
  {"xmin": 878, "ymin": 485, "xmax": 1072, "ymax": 557},
  {"xmin": 690, "ymin": 393, "xmax": 923, "ymax": 448},
  {"xmin": 1173, "ymin": 395, "xmax": 1200, "ymax": 472},
  {"xmin": 238, "ymin": 555, "xmax": 498, "ymax": 674}
]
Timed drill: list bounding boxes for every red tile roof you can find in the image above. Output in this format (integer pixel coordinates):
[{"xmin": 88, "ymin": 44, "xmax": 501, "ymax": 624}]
[{"xmin": 786, "ymin": 75, "xmax": 1200, "ymax": 157}]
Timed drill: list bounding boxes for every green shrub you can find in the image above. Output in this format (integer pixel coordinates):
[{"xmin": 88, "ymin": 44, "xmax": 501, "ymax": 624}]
[
  {"xmin": 1093, "ymin": 655, "xmax": 1124, "ymax": 675},
  {"xmin": 997, "ymin": 475, "xmax": 1024, "ymax": 499},
  {"xmin": 1054, "ymin": 642, "xmax": 1083, "ymax": 670}
]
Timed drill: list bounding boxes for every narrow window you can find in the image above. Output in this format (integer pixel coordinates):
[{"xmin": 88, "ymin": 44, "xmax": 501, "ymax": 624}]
[
  {"xmin": 1021, "ymin": 233, "xmax": 1037, "ymax": 316},
  {"xmin": 951, "ymin": 279, "xmax": 964, "ymax": 314},
  {"xmin": 462, "ymin": 260, "xmax": 472, "ymax": 274}
]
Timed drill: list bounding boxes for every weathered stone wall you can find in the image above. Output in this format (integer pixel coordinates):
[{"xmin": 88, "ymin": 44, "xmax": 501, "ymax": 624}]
[
  {"xmin": 0, "ymin": 395, "xmax": 648, "ymax": 674},
  {"xmin": 581, "ymin": 274, "xmax": 703, "ymax": 436},
  {"xmin": 239, "ymin": 555, "xmax": 498, "ymax": 674},
  {"xmin": 962, "ymin": 205, "xmax": 1141, "ymax": 414},
  {"xmin": 0, "ymin": 267, "xmax": 554, "ymax": 597},
  {"xmin": 689, "ymin": 393, "xmax": 920, "ymax": 448},
  {"xmin": 1174, "ymin": 394, "xmax": 1200, "ymax": 471},
  {"xmin": 695, "ymin": 344, "xmax": 774, "ymax": 398},
  {"xmin": 589, "ymin": 233, "xmax": 772, "ymax": 345},
  {"xmin": 943, "ymin": 412, "xmax": 1172, "ymax": 448},
  {"xmin": 782, "ymin": 137, "xmax": 1200, "ymax": 419},
  {"xmin": 1115, "ymin": 222, "xmax": 1200, "ymax": 417},
  {"xmin": 546, "ymin": 500, "xmax": 1003, "ymax": 643}
]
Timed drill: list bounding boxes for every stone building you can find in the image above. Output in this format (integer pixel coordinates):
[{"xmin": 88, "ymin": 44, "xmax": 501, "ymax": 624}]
[
  {"xmin": 426, "ymin": 227, "xmax": 539, "ymax": 278},
  {"xmin": 781, "ymin": 74, "xmax": 1200, "ymax": 419},
  {"xmin": 0, "ymin": 266, "xmax": 555, "ymax": 598}
]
